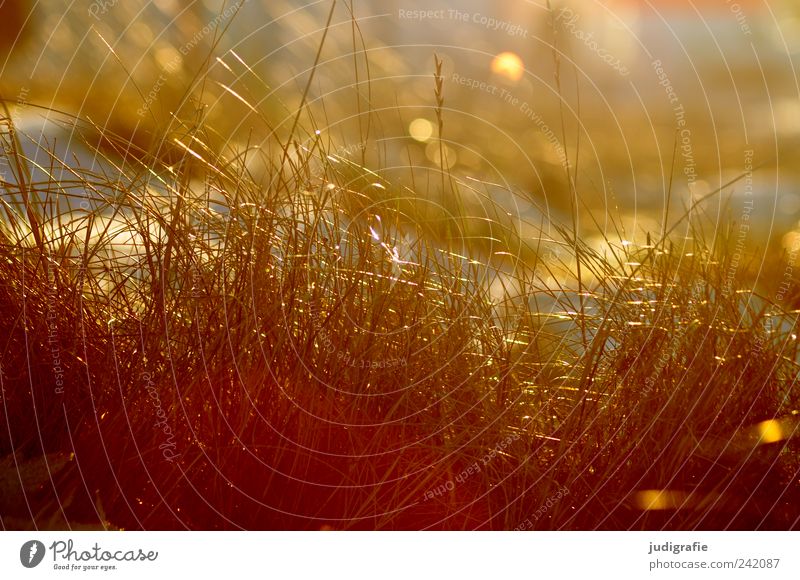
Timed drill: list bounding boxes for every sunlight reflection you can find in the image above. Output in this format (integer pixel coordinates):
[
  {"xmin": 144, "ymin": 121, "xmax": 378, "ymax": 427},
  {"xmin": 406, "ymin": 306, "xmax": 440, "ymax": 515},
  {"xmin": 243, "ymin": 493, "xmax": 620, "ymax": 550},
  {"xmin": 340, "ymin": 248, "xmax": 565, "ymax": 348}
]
[{"xmin": 490, "ymin": 51, "xmax": 524, "ymax": 82}]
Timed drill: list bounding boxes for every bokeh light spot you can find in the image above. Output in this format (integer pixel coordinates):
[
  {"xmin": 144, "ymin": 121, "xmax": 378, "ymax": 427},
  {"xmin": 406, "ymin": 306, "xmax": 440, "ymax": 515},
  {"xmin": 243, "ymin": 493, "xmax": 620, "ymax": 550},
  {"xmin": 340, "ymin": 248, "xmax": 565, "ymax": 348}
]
[
  {"xmin": 425, "ymin": 142, "xmax": 457, "ymax": 169},
  {"xmin": 409, "ymin": 118, "xmax": 434, "ymax": 142},
  {"xmin": 491, "ymin": 52, "xmax": 525, "ymax": 82},
  {"xmin": 756, "ymin": 419, "xmax": 785, "ymax": 444},
  {"xmin": 635, "ymin": 489, "xmax": 687, "ymax": 511}
]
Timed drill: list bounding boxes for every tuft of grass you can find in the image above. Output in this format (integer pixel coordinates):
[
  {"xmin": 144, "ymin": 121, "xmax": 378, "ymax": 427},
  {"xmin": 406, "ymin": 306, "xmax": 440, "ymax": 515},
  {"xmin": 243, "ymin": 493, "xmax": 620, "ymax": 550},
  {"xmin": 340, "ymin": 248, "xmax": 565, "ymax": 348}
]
[
  {"xmin": 1, "ymin": 11, "xmax": 798, "ymax": 529},
  {"xmin": 1, "ymin": 101, "xmax": 798, "ymax": 530}
]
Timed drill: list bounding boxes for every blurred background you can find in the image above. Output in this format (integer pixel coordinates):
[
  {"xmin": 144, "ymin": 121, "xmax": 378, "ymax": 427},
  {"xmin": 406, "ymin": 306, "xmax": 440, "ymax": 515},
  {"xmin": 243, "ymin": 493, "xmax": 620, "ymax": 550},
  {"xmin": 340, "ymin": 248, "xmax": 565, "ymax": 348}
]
[{"xmin": 2, "ymin": 0, "xmax": 799, "ymax": 252}]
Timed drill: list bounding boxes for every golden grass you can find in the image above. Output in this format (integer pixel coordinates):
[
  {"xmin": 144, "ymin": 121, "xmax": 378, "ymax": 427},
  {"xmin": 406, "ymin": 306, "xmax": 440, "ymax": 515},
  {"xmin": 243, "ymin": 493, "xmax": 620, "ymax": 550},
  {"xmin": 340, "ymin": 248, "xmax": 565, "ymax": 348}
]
[{"xmin": 1, "ymin": 11, "xmax": 799, "ymax": 529}]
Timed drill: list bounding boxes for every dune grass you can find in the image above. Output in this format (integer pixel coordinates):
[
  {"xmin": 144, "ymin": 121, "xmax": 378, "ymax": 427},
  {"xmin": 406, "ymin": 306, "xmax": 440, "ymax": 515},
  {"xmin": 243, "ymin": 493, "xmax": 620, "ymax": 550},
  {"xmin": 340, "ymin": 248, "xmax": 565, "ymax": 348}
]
[
  {"xmin": 1, "ymin": 102, "xmax": 798, "ymax": 530},
  {"xmin": 1, "ymin": 19, "xmax": 799, "ymax": 529}
]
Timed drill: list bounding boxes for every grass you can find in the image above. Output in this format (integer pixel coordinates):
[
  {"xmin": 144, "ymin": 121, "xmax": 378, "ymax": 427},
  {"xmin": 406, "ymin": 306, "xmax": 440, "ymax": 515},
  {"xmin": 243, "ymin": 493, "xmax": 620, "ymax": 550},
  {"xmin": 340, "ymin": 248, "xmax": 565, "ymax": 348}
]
[{"xmin": 1, "ymin": 8, "xmax": 799, "ymax": 531}]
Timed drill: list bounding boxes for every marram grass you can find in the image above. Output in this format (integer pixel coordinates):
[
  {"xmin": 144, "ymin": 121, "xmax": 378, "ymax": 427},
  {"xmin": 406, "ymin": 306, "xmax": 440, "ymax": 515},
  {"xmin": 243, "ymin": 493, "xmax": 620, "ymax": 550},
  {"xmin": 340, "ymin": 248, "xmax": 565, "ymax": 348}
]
[{"xmin": 0, "ymin": 85, "xmax": 799, "ymax": 531}]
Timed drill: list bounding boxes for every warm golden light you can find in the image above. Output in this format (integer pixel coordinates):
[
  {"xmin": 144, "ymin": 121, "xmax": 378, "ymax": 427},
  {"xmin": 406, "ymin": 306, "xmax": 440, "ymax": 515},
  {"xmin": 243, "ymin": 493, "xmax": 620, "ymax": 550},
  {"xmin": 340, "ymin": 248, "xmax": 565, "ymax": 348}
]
[
  {"xmin": 409, "ymin": 118, "xmax": 434, "ymax": 142},
  {"xmin": 491, "ymin": 51, "xmax": 525, "ymax": 82},
  {"xmin": 425, "ymin": 142, "xmax": 457, "ymax": 168},
  {"xmin": 635, "ymin": 490, "xmax": 687, "ymax": 511},
  {"xmin": 2, "ymin": 0, "xmax": 798, "ymax": 537},
  {"xmin": 756, "ymin": 419, "xmax": 786, "ymax": 444}
]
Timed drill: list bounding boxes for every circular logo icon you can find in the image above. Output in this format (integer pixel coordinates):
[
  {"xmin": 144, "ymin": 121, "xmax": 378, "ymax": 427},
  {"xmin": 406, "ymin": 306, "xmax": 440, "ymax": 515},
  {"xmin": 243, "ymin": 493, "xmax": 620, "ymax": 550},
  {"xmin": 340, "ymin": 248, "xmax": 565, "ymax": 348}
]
[{"xmin": 20, "ymin": 540, "xmax": 46, "ymax": 568}]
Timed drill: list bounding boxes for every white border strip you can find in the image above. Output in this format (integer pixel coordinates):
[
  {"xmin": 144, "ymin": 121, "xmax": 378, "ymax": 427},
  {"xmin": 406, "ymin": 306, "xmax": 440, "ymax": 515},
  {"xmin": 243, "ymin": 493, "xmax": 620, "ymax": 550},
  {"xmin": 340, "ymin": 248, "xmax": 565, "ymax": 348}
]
[{"xmin": 1, "ymin": 531, "xmax": 798, "ymax": 579}]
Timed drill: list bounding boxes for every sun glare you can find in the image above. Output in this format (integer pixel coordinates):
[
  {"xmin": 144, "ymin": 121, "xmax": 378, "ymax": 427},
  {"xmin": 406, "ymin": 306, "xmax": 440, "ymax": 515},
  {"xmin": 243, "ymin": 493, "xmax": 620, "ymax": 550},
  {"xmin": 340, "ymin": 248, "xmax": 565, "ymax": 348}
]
[{"xmin": 491, "ymin": 51, "xmax": 525, "ymax": 82}]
